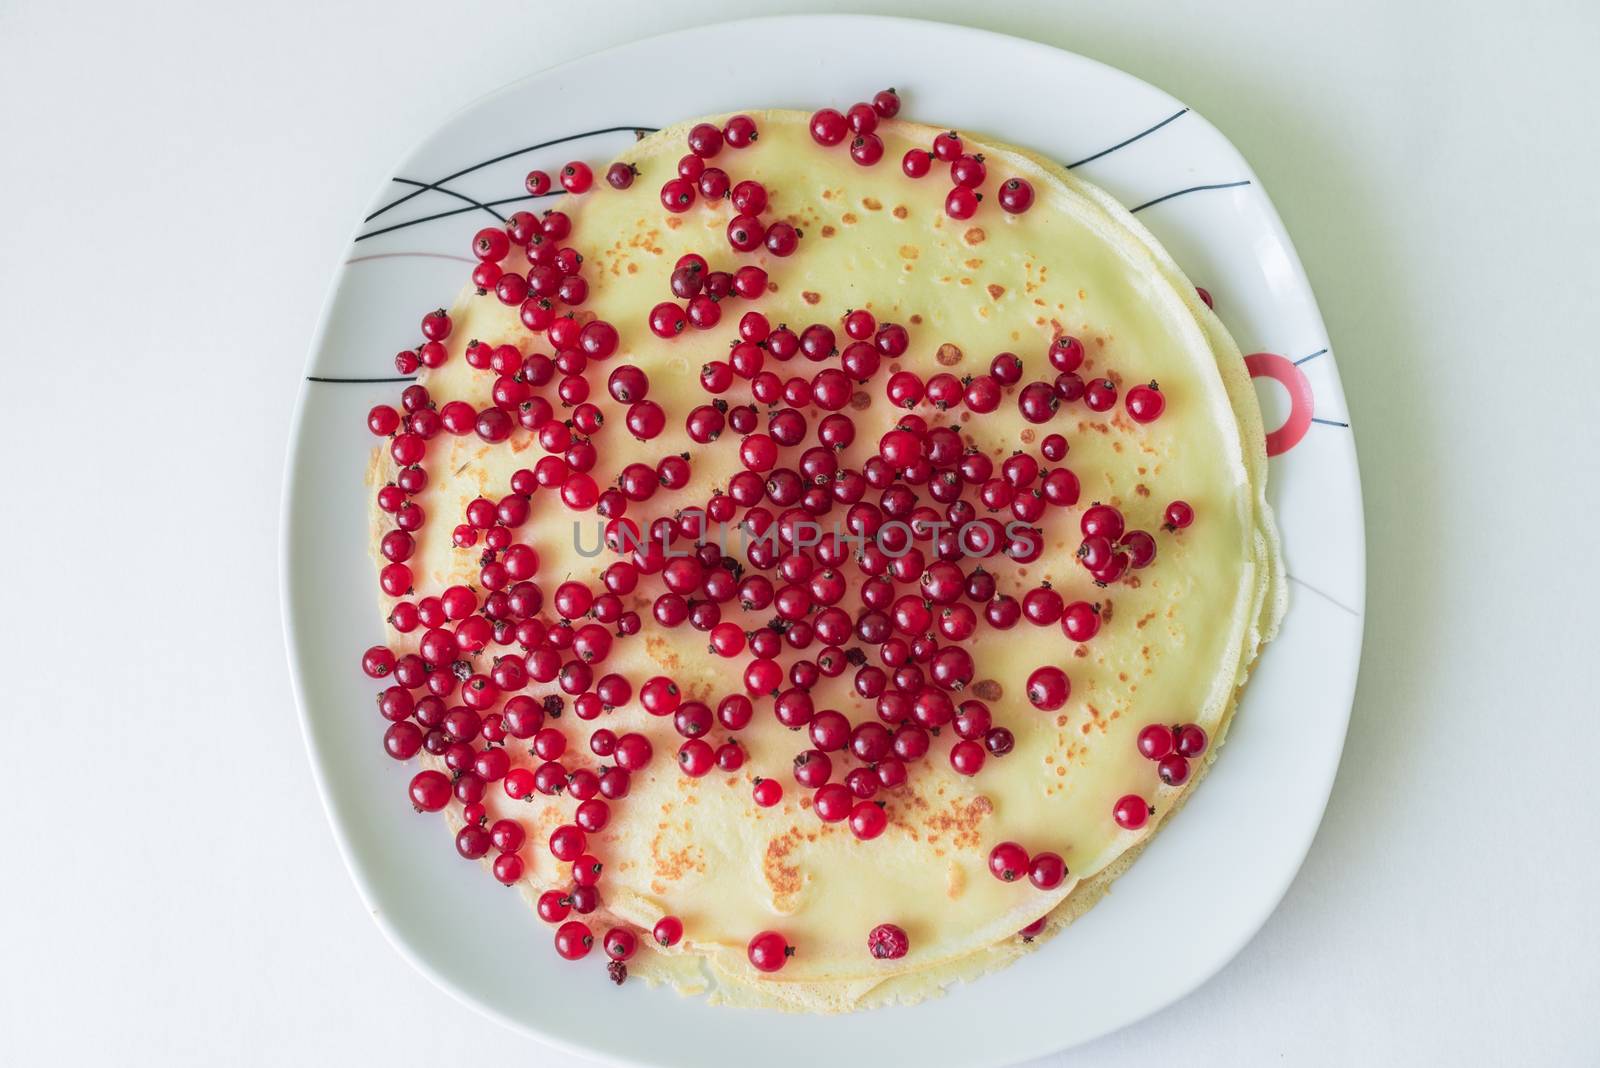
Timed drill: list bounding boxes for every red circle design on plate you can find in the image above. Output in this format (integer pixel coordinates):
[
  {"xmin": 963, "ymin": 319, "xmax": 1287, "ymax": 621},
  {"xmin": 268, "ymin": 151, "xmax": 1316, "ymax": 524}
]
[{"xmin": 1244, "ymin": 352, "xmax": 1314, "ymax": 456}]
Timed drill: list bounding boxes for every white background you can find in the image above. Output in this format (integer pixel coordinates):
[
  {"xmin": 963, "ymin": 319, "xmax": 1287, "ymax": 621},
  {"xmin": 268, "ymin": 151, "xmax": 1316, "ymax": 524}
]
[{"xmin": 3, "ymin": 0, "xmax": 1597, "ymax": 1064}]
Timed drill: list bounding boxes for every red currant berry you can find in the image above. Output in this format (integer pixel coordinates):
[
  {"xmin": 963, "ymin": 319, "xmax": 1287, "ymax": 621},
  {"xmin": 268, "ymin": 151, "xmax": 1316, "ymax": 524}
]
[
  {"xmin": 945, "ymin": 186, "xmax": 980, "ymax": 220},
  {"xmin": 1176, "ymin": 724, "xmax": 1209, "ymax": 758},
  {"xmin": 649, "ymin": 302, "xmax": 688, "ymax": 338},
  {"xmin": 1084, "ymin": 378, "xmax": 1118, "ymax": 412},
  {"xmin": 1126, "ymin": 382, "xmax": 1165, "ymax": 422},
  {"xmin": 605, "ymin": 162, "xmax": 636, "ymax": 189},
  {"xmin": 492, "ymin": 853, "xmax": 524, "ymax": 885},
  {"xmin": 988, "ymin": 841, "xmax": 1030, "ymax": 882},
  {"xmin": 1113, "ymin": 795, "xmax": 1151, "ymax": 830},
  {"xmin": 1025, "ymin": 666, "xmax": 1071, "ymax": 711},
  {"xmin": 1164, "ymin": 500, "xmax": 1195, "ymax": 530},
  {"xmin": 554, "ymin": 920, "xmax": 593, "ymax": 960},
  {"xmin": 849, "ymin": 133, "xmax": 884, "ymax": 166},
  {"xmin": 559, "ymin": 161, "xmax": 592, "ymax": 193},
  {"xmin": 849, "ymin": 801, "xmax": 888, "ymax": 840},
  {"xmin": 1028, "ymin": 851, "xmax": 1068, "ymax": 890},
  {"xmin": 950, "ymin": 154, "xmax": 986, "ymax": 188},
  {"xmin": 1137, "ymin": 724, "xmax": 1175, "ymax": 760},
  {"xmin": 660, "ymin": 178, "xmax": 696, "ymax": 213},
  {"xmin": 998, "ymin": 178, "xmax": 1035, "ymax": 214},
  {"xmin": 950, "ymin": 739, "xmax": 986, "ymax": 776},
  {"xmin": 408, "ymin": 771, "xmax": 450, "ymax": 811},
  {"xmin": 653, "ymin": 915, "xmax": 683, "ymax": 947},
  {"xmin": 810, "ymin": 108, "xmax": 848, "ymax": 146},
  {"xmin": 747, "ymin": 931, "xmax": 792, "ymax": 972},
  {"xmin": 1158, "ymin": 754, "xmax": 1191, "ymax": 786},
  {"xmin": 724, "ymin": 114, "xmax": 758, "ymax": 148},
  {"xmin": 867, "ymin": 922, "xmax": 908, "ymax": 959},
  {"xmin": 1062, "ymin": 601, "xmax": 1100, "ymax": 642}
]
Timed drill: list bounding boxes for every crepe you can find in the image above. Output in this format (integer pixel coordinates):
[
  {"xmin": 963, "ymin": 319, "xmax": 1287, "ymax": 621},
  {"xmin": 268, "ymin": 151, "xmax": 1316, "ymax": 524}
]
[{"xmin": 368, "ymin": 110, "xmax": 1284, "ymax": 1011}]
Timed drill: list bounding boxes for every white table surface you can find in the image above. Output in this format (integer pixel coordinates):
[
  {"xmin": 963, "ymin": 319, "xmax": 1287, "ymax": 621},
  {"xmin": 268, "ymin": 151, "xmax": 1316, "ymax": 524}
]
[{"xmin": 3, "ymin": 1, "xmax": 1597, "ymax": 1063}]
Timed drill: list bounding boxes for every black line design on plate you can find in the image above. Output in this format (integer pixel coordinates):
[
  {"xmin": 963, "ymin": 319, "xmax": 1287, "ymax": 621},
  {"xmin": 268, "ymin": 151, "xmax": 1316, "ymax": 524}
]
[
  {"xmin": 365, "ymin": 125, "xmax": 660, "ymax": 223},
  {"xmin": 1288, "ymin": 574, "xmax": 1360, "ymax": 617},
  {"xmin": 1311, "ymin": 417, "xmax": 1350, "ymax": 427},
  {"xmin": 355, "ymin": 192, "xmax": 563, "ymax": 242},
  {"xmin": 345, "ymin": 251, "xmax": 478, "ymax": 267},
  {"xmin": 1129, "ymin": 180, "xmax": 1252, "ymax": 214},
  {"xmin": 306, "ymin": 375, "xmax": 419, "ymax": 384},
  {"xmin": 1295, "ymin": 348, "xmax": 1329, "ymax": 366},
  {"xmin": 1067, "ymin": 108, "xmax": 1190, "ymax": 169},
  {"xmin": 390, "ymin": 177, "xmax": 507, "ymax": 223}
]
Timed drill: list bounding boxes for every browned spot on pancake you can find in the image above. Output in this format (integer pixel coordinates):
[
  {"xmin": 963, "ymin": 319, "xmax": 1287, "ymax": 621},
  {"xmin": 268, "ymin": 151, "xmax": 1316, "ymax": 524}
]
[
  {"xmin": 802, "ymin": 291, "xmax": 821, "ymax": 305},
  {"xmin": 909, "ymin": 314, "xmax": 923, "ymax": 325},
  {"xmin": 822, "ymin": 190, "xmax": 834, "ymax": 199},
  {"xmin": 936, "ymin": 343, "xmax": 962, "ymax": 366},
  {"xmin": 1135, "ymin": 483, "xmax": 1150, "ymax": 497},
  {"xmin": 963, "ymin": 227, "xmax": 985, "ymax": 245},
  {"xmin": 893, "ymin": 205, "xmax": 908, "ymax": 219},
  {"xmin": 650, "ymin": 831, "xmax": 703, "ymax": 885},
  {"xmin": 644, "ymin": 634, "xmax": 680, "ymax": 672},
  {"xmin": 946, "ymin": 863, "xmax": 966, "ymax": 899},
  {"xmin": 971, "ymin": 679, "xmax": 1002, "ymax": 701},
  {"xmin": 626, "ymin": 263, "xmax": 637, "ymax": 274},
  {"xmin": 987, "ymin": 284, "xmax": 1005, "ymax": 301},
  {"xmin": 767, "ymin": 281, "xmax": 778, "ymax": 293},
  {"xmin": 850, "ymin": 391, "xmax": 870, "ymax": 410},
  {"xmin": 1019, "ymin": 428, "xmax": 1035, "ymax": 444},
  {"xmin": 924, "ymin": 795, "xmax": 993, "ymax": 850},
  {"xmin": 842, "ymin": 212, "xmax": 858, "ymax": 225},
  {"xmin": 1078, "ymin": 289, "xmax": 1087, "ymax": 300},
  {"xmin": 821, "ymin": 225, "xmax": 836, "ymax": 238},
  {"xmin": 665, "ymin": 217, "xmax": 681, "ymax": 229},
  {"xmin": 958, "ymin": 277, "xmax": 973, "ymax": 287},
  {"xmin": 1112, "ymin": 441, "xmax": 1124, "ymax": 453},
  {"xmin": 1136, "ymin": 611, "xmax": 1156, "ymax": 629},
  {"xmin": 763, "ymin": 827, "xmax": 804, "ymax": 906},
  {"xmin": 1074, "ymin": 645, "xmax": 1088, "ymax": 658},
  {"xmin": 862, "ymin": 196, "xmax": 882, "ymax": 211},
  {"xmin": 899, "ymin": 245, "xmax": 919, "ymax": 260}
]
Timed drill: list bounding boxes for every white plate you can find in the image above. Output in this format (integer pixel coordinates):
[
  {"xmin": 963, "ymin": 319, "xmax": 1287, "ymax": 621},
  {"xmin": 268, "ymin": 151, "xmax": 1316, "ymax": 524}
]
[{"xmin": 281, "ymin": 15, "xmax": 1364, "ymax": 1066}]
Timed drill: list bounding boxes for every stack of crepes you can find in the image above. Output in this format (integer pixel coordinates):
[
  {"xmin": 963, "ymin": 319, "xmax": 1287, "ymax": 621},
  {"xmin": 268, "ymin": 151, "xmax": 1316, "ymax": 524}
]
[{"xmin": 369, "ymin": 110, "xmax": 1284, "ymax": 1011}]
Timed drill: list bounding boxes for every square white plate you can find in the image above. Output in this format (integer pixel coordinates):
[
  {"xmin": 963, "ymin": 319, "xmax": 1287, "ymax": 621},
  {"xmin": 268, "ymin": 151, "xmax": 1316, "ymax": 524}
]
[{"xmin": 282, "ymin": 15, "xmax": 1364, "ymax": 1065}]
